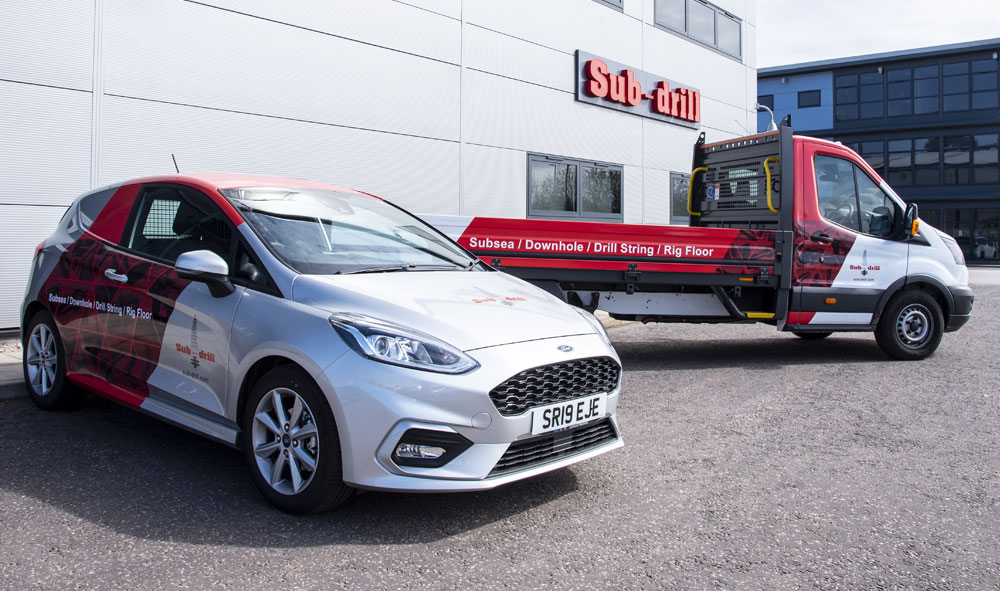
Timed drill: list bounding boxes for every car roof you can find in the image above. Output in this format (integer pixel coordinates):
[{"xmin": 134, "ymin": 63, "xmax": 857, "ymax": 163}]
[{"xmin": 123, "ymin": 172, "xmax": 369, "ymax": 195}]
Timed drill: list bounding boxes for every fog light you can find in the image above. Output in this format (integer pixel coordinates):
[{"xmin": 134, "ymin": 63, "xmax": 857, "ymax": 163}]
[
  {"xmin": 391, "ymin": 428, "xmax": 472, "ymax": 468},
  {"xmin": 395, "ymin": 443, "xmax": 447, "ymax": 459}
]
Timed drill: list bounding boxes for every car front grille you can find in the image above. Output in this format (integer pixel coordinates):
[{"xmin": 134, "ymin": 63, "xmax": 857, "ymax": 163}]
[
  {"xmin": 488, "ymin": 419, "xmax": 618, "ymax": 477},
  {"xmin": 488, "ymin": 356, "xmax": 621, "ymax": 416}
]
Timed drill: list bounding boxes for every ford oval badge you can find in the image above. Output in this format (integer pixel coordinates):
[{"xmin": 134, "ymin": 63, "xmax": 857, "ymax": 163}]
[{"xmin": 557, "ymin": 345, "xmax": 574, "ymax": 353}]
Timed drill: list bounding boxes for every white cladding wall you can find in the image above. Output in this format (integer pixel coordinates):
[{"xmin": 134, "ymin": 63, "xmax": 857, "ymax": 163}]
[{"xmin": 0, "ymin": 0, "xmax": 757, "ymax": 328}]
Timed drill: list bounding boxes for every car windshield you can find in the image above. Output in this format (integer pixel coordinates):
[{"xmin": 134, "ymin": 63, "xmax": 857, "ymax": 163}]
[{"xmin": 223, "ymin": 187, "xmax": 477, "ymax": 275}]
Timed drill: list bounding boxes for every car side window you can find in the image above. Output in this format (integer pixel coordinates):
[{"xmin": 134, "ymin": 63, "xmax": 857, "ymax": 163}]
[
  {"xmin": 126, "ymin": 185, "xmax": 233, "ymax": 264},
  {"xmin": 815, "ymin": 155, "xmax": 861, "ymax": 231},
  {"xmin": 855, "ymin": 168, "xmax": 895, "ymax": 238}
]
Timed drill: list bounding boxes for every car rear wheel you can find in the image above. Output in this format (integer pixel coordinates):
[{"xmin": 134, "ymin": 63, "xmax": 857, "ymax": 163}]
[
  {"xmin": 874, "ymin": 290, "xmax": 944, "ymax": 360},
  {"xmin": 242, "ymin": 366, "xmax": 353, "ymax": 513},
  {"xmin": 792, "ymin": 331, "xmax": 832, "ymax": 340},
  {"xmin": 22, "ymin": 311, "xmax": 80, "ymax": 410}
]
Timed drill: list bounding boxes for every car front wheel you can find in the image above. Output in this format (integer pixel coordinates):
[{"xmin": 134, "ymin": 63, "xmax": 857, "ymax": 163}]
[
  {"xmin": 242, "ymin": 366, "xmax": 353, "ymax": 513},
  {"xmin": 874, "ymin": 290, "xmax": 944, "ymax": 360}
]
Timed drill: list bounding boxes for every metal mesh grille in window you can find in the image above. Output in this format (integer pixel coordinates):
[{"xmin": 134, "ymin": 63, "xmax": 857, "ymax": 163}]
[
  {"xmin": 488, "ymin": 357, "xmax": 620, "ymax": 416},
  {"xmin": 704, "ymin": 159, "xmax": 776, "ymax": 210},
  {"xmin": 488, "ymin": 418, "xmax": 617, "ymax": 477},
  {"xmin": 142, "ymin": 199, "xmax": 181, "ymax": 239}
]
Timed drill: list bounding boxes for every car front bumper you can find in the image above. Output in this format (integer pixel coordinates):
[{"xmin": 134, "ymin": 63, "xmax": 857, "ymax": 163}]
[
  {"xmin": 316, "ymin": 333, "xmax": 622, "ymax": 492},
  {"xmin": 945, "ymin": 284, "xmax": 975, "ymax": 332}
]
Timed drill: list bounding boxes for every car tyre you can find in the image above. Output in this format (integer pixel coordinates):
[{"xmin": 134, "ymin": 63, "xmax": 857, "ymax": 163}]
[
  {"xmin": 792, "ymin": 331, "xmax": 832, "ymax": 340},
  {"xmin": 22, "ymin": 310, "xmax": 80, "ymax": 410},
  {"xmin": 242, "ymin": 366, "xmax": 353, "ymax": 513},
  {"xmin": 874, "ymin": 290, "xmax": 944, "ymax": 360}
]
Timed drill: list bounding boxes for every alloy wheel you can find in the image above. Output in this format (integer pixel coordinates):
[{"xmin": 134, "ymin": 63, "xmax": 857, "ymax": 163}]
[
  {"xmin": 25, "ymin": 323, "xmax": 58, "ymax": 396},
  {"xmin": 251, "ymin": 387, "xmax": 321, "ymax": 495}
]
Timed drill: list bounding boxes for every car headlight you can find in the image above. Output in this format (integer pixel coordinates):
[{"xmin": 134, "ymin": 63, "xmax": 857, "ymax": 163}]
[
  {"xmin": 574, "ymin": 307, "xmax": 612, "ymax": 345},
  {"xmin": 329, "ymin": 312, "xmax": 479, "ymax": 374},
  {"xmin": 937, "ymin": 230, "xmax": 966, "ymax": 266}
]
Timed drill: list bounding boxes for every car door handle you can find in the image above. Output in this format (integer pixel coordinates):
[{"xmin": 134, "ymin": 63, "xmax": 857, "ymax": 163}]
[
  {"xmin": 104, "ymin": 269, "xmax": 128, "ymax": 283},
  {"xmin": 810, "ymin": 231, "xmax": 833, "ymax": 244}
]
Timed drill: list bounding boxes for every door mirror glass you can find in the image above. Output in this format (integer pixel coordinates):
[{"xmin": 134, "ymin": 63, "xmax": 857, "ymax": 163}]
[{"xmin": 898, "ymin": 203, "xmax": 919, "ymax": 240}]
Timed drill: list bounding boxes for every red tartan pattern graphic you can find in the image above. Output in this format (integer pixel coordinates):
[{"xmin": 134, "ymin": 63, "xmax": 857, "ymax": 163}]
[
  {"xmin": 716, "ymin": 229, "xmax": 777, "ymax": 275},
  {"xmin": 792, "ymin": 221, "xmax": 857, "ymax": 287},
  {"xmin": 39, "ymin": 236, "xmax": 190, "ymax": 405}
]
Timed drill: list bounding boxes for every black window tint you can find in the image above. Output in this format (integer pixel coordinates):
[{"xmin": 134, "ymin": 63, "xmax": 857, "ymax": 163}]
[
  {"xmin": 887, "ymin": 68, "xmax": 911, "ymax": 82},
  {"xmin": 944, "ymin": 94, "xmax": 970, "ymax": 111},
  {"xmin": 944, "ymin": 135, "xmax": 972, "ymax": 185},
  {"xmin": 798, "ymin": 89, "xmax": 821, "ymax": 108},
  {"xmin": 836, "ymin": 87, "xmax": 857, "ymax": 103},
  {"xmin": 757, "ymin": 94, "xmax": 774, "ymax": 109},
  {"xmin": 944, "ymin": 75, "xmax": 969, "ymax": 94},
  {"xmin": 914, "ymin": 137, "xmax": 940, "ymax": 186},
  {"xmin": 860, "ymin": 72, "xmax": 883, "ymax": 84},
  {"xmin": 914, "ymin": 78, "xmax": 938, "ymax": 97},
  {"xmin": 914, "ymin": 65, "xmax": 938, "ymax": 79},
  {"xmin": 860, "ymin": 101, "xmax": 883, "ymax": 119},
  {"xmin": 836, "ymin": 74, "xmax": 858, "ymax": 87},
  {"xmin": 972, "ymin": 73, "xmax": 998, "ymax": 91},
  {"xmin": 972, "ymin": 91, "xmax": 999, "ymax": 109},
  {"xmin": 888, "ymin": 81, "xmax": 911, "ymax": 99},
  {"xmin": 915, "ymin": 96, "xmax": 939, "ymax": 114},
  {"xmin": 860, "ymin": 84, "xmax": 882, "ymax": 102},
  {"xmin": 888, "ymin": 99, "xmax": 912, "ymax": 117},
  {"xmin": 836, "ymin": 104, "xmax": 859, "ymax": 120},
  {"xmin": 943, "ymin": 62, "xmax": 969, "ymax": 75}
]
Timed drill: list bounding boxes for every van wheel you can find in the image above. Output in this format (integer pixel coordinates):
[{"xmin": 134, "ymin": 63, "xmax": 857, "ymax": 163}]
[
  {"xmin": 875, "ymin": 291, "xmax": 943, "ymax": 360},
  {"xmin": 242, "ymin": 366, "xmax": 353, "ymax": 513},
  {"xmin": 792, "ymin": 331, "xmax": 832, "ymax": 340},
  {"xmin": 22, "ymin": 311, "xmax": 80, "ymax": 410}
]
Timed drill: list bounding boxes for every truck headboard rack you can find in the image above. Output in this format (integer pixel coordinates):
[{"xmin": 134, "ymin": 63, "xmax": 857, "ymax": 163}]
[{"xmin": 690, "ymin": 130, "xmax": 783, "ymax": 230}]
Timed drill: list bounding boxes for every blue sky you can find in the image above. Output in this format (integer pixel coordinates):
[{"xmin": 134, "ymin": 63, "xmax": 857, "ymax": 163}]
[{"xmin": 757, "ymin": 0, "xmax": 1000, "ymax": 67}]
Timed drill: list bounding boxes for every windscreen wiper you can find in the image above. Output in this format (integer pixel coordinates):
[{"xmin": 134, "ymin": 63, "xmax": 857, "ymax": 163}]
[{"xmin": 338, "ymin": 263, "xmax": 467, "ymax": 275}]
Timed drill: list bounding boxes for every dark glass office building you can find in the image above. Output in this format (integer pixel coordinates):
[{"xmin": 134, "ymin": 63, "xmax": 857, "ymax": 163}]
[{"xmin": 758, "ymin": 38, "xmax": 1000, "ymax": 263}]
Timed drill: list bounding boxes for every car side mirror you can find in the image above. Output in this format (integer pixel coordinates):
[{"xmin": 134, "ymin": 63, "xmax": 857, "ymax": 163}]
[
  {"xmin": 175, "ymin": 250, "xmax": 235, "ymax": 297},
  {"xmin": 894, "ymin": 203, "xmax": 919, "ymax": 241}
]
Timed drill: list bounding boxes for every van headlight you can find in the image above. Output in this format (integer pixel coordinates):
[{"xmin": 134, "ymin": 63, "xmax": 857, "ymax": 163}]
[
  {"xmin": 937, "ymin": 231, "xmax": 966, "ymax": 266},
  {"xmin": 329, "ymin": 313, "xmax": 479, "ymax": 374},
  {"xmin": 574, "ymin": 307, "xmax": 612, "ymax": 345}
]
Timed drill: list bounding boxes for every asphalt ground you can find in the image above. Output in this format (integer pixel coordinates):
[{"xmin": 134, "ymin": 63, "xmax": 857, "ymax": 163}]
[{"xmin": 1, "ymin": 281, "xmax": 998, "ymax": 589}]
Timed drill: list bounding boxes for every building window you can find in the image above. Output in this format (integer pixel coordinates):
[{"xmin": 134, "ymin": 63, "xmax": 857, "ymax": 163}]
[
  {"xmin": 859, "ymin": 140, "xmax": 886, "ymax": 177},
  {"xmin": 836, "ymin": 70, "xmax": 884, "ymax": 121},
  {"xmin": 974, "ymin": 134, "xmax": 999, "ymax": 184},
  {"xmin": 670, "ymin": 172, "xmax": 690, "ymax": 223},
  {"xmin": 944, "ymin": 135, "xmax": 972, "ymax": 184},
  {"xmin": 527, "ymin": 154, "xmax": 623, "ymax": 220},
  {"xmin": 943, "ymin": 61, "xmax": 970, "ymax": 112},
  {"xmin": 798, "ymin": 89, "xmax": 821, "ymax": 108},
  {"xmin": 591, "ymin": 0, "xmax": 623, "ymax": 11},
  {"xmin": 757, "ymin": 94, "xmax": 774, "ymax": 110},
  {"xmin": 914, "ymin": 64, "xmax": 939, "ymax": 114},
  {"xmin": 653, "ymin": 0, "xmax": 742, "ymax": 60},
  {"xmin": 971, "ymin": 58, "xmax": 999, "ymax": 110}
]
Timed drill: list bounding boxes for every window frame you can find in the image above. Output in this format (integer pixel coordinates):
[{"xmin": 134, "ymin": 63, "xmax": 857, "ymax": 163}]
[
  {"xmin": 591, "ymin": 0, "xmax": 623, "ymax": 11},
  {"xmin": 653, "ymin": 0, "xmax": 742, "ymax": 61},
  {"xmin": 526, "ymin": 153, "xmax": 624, "ymax": 222}
]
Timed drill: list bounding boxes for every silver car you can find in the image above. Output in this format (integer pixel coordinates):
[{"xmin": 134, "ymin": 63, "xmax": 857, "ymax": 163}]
[{"xmin": 21, "ymin": 173, "xmax": 623, "ymax": 513}]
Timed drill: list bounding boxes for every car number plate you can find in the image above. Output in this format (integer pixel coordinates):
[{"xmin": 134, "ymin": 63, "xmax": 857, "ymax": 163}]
[{"xmin": 531, "ymin": 394, "xmax": 607, "ymax": 435}]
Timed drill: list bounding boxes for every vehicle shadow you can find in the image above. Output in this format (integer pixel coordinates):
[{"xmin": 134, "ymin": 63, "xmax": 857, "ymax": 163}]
[
  {"xmin": 0, "ymin": 395, "xmax": 579, "ymax": 547},
  {"xmin": 612, "ymin": 332, "xmax": 888, "ymax": 372}
]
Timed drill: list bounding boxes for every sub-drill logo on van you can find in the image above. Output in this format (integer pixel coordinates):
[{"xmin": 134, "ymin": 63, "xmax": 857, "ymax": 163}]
[{"xmin": 849, "ymin": 249, "xmax": 880, "ymax": 282}]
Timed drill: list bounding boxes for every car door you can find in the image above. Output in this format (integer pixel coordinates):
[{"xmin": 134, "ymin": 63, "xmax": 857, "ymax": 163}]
[
  {"xmin": 111, "ymin": 183, "xmax": 245, "ymax": 418},
  {"xmin": 792, "ymin": 149, "xmax": 908, "ymax": 327}
]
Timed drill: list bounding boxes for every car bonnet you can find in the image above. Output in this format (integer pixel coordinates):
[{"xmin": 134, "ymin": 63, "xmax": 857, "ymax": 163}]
[{"xmin": 291, "ymin": 271, "xmax": 596, "ymax": 351}]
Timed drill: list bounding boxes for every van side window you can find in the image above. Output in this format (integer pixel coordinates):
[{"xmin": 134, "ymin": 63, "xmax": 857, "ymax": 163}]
[
  {"xmin": 815, "ymin": 154, "xmax": 897, "ymax": 238},
  {"xmin": 815, "ymin": 155, "xmax": 861, "ymax": 231}
]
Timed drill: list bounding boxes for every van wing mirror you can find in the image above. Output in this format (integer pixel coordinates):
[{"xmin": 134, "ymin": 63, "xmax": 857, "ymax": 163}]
[
  {"xmin": 897, "ymin": 203, "xmax": 919, "ymax": 240},
  {"xmin": 175, "ymin": 250, "xmax": 235, "ymax": 297}
]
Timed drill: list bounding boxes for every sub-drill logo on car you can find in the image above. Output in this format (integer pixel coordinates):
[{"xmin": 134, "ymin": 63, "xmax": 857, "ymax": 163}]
[{"xmin": 175, "ymin": 315, "xmax": 216, "ymax": 369}]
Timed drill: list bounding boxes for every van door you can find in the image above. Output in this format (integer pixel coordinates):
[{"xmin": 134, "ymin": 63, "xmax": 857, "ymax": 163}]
[{"xmin": 790, "ymin": 147, "xmax": 908, "ymax": 328}]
